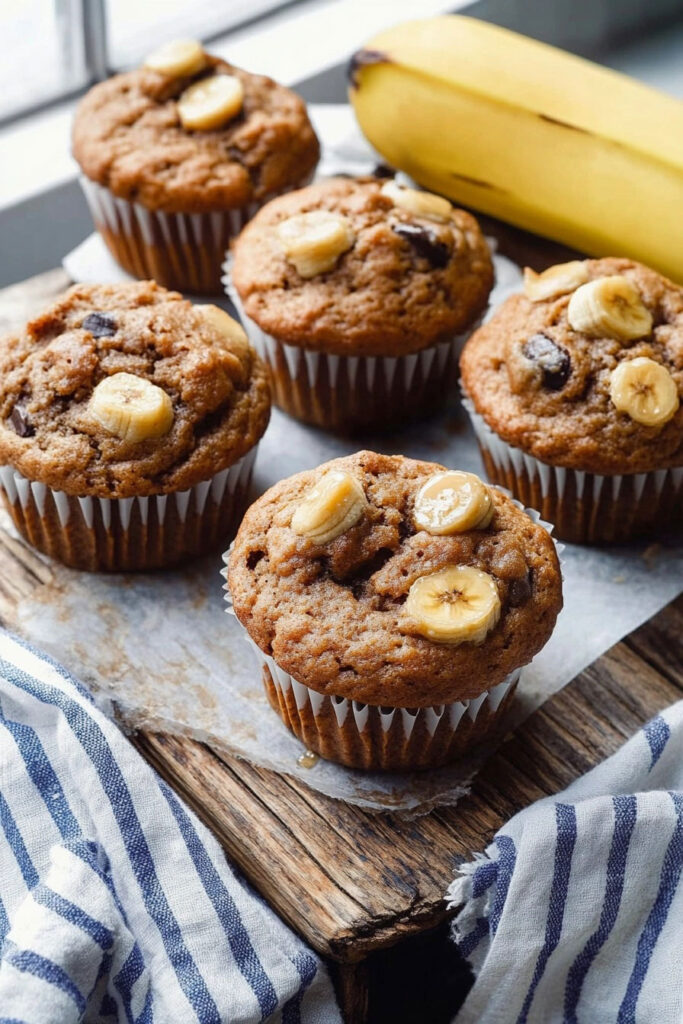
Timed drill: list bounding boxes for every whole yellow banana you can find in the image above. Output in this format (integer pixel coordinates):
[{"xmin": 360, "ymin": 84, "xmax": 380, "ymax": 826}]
[{"xmin": 349, "ymin": 16, "xmax": 683, "ymax": 282}]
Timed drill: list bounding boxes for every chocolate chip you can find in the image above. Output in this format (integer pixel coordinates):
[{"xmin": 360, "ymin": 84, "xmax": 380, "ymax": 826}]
[
  {"xmin": 522, "ymin": 333, "xmax": 571, "ymax": 390},
  {"xmin": 392, "ymin": 222, "xmax": 450, "ymax": 269},
  {"xmin": 509, "ymin": 572, "xmax": 532, "ymax": 607},
  {"xmin": 82, "ymin": 312, "xmax": 117, "ymax": 338},
  {"xmin": 373, "ymin": 163, "xmax": 395, "ymax": 179},
  {"xmin": 246, "ymin": 549, "xmax": 265, "ymax": 570},
  {"xmin": 9, "ymin": 404, "xmax": 34, "ymax": 438}
]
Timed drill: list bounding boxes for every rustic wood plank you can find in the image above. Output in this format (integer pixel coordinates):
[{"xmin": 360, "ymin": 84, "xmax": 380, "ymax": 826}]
[
  {"xmin": 134, "ymin": 733, "xmax": 373, "ymax": 956},
  {"xmin": 130, "ymin": 604, "xmax": 683, "ymax": 962},
  {"xmin": 132, "ymin": 730, "xmax": 461, "ymax": 960},
  {"xmin": 0, "ymin": 530, "xmax": 55, "ymax": 625},
  {"xmin": 329, "ymin": 961, "xmax": 370, "ymax": 1024},
  {"xmin": 622, "ymin": 594, "xmax": 683, "ymax": 688}
]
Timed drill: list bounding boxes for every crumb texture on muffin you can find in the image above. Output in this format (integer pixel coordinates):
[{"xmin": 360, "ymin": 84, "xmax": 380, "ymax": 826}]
[
  {"xmin": 72, "ymin": 56, "xmax": 320, "ymax": 213},
  {"xmin": 460, "ymin": 257, "xmax": 683, "ymax": 474},
  {"xmin": 229, "ymin": 451, "xmax": 562, "ymax": 706},
  {"xmin": 231, "ymin": 177, "xmax": 493, "ymax": 356},
  {"xmin": 0, "ymin": 281, "xmax": 270, "ymax": 497}
]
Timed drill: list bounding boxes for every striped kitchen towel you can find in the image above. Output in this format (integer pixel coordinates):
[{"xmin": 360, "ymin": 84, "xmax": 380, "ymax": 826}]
[
  {"xmin": 448, "ymin": 701, "xmax": 683, "ymax": 1024},
  {"xmin": 0, "ymin": 629, "xmax": 340, "ymax": 1023}
]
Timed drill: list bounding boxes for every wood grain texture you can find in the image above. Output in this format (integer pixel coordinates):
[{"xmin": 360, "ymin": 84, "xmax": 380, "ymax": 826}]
[
  {"xmin": 1, "ymin": 267, "xmax": 681, "ymax": 1024},
  {"xmin": 131, "ymin": 595, "xmax": 683, "ymax": 962}
]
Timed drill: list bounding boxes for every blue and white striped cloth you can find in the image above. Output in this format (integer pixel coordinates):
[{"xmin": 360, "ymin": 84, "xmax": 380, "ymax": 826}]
[
  {"xmin": 448, "ymin": 702, "xmax": 683, "ymax": 1024},
  {"xmin": 0, "ymin": 629, "xmax": 340, "ymax": 1024}
]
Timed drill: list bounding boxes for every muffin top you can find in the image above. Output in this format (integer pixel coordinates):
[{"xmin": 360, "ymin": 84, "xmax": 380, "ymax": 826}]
[
  {"xmin": 0, "ymin": 281, "xmax": 270, "ymax": 498},
  {"xmin": 230, "ymin": 177, "xmax": 493, "ymax": 357},
  {"xmin": 228, "ymin": 451, "xmax": 561, "ymax": 706},
  {"xmin": 72, "ymin": 43, "xmax": 319, "ymax": 214},
  {"xmin": 461, "ymin": 257, "xmax": 683, "ymax": 475}
]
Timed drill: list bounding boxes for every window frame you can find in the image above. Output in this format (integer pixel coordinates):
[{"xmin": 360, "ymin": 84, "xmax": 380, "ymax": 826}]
[{"xmin": 0, "ymin": 0, "xmax": 302, "ymax": 128}]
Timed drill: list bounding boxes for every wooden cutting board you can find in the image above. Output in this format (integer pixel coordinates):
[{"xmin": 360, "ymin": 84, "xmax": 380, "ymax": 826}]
[{"xmin": 1, "ymin": 252, "xmax": 681, "ymax": 1024}]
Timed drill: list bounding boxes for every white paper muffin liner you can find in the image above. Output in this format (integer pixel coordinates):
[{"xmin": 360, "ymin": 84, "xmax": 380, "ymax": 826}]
[
  {"xmin": 0, "ymin": 447, "xmax": 257, "ymax": 572},
  {"xmin": 249, "ymin": 633, "xmax": 518, "ymax": 744},
  {"xmin": 81, "ymin": 176, "xmax": 317, "ymax": 294},
  {"xmin": 220, "ymin": 495, "xmax": 562, "ymax": 770},
  {"xmin": 223, "ymin": 254, "xmax": 483, "ymax": 430},
  {"xmin": 80, "ymin": 177, "xmax": 262, "ymax": 294},
  {"xmin": 462, "ymin": 389, "xmax": 683, "ymax": 544}
]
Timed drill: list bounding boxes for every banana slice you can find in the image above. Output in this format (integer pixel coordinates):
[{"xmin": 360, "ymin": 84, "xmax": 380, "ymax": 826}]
[
  {"xmin": 291, "ymin": 470, "xmax": 367, "ymax": 544},
  {"xmin": 144, "ymin": 39, "xmax": 206, "ymax": 78},
  {"xmin": 413, "ymin": 471, "xmax": 493, "ymax": 535},
  {"xmin": 276, "ymin": 212, "xmax": 356, "ymax": 278},
  {"xmin": 380, "ymin": 180, "xmax": 452, "ymax": 222},
  {"xmin": 178, "ymin": 74, "xmax": 244, "ymax": 131},
  {"xmin": 567, "ymin": 276, "xmax": 652, "ymax": 340},
  {"xmin": 523, "ymin": 261, "xmax": 589, "ymax": 302},
  {"xmin": 405, "ymin": 565, "xmax": 501, "ymax": 646},
  {"xmin": 90, "ymin": 373, "xmax": 174, "ymax": 443},
  {"xmin": 609, "ymin": 357, "xmax": 679, "ymax": 426},
  {"xmin": 195, "ymin": 303, "xmax": 249, "ymax": 358}
]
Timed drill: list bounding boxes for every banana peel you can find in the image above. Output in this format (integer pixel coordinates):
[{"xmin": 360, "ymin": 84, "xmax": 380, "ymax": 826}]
[{"xmin": 349, "ymin": 15, "xmax": 683, "ymax": 281}]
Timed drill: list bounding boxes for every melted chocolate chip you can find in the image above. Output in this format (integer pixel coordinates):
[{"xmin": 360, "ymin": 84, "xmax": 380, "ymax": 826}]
[
  {"xmin": 82, "ymin": 312, "xmax": 117, "ymax": 338},
  {"xmin": 373, "ymin": 163, "xmax": 395, "ymax": 179},
  {"xmin": 522, "ymin": 333, "xmax": 571, "ymax": 390},
  {"xmin": 9, "ymin": 404, "xmax": 34, "ymax": 438},
  {"xmin": 509, "ymin": 572, "xmax": 532, "ymax": 607},
  {"xmin": 392, "ymin": 222, "xmax": 450, "ymax": 269},
  {"xmin": 246, "ymin": 549, "xmax": 265, "ymax": 571}
]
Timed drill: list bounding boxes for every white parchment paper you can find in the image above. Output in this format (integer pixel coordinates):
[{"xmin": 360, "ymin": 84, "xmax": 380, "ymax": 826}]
[{"xmin": 9, "ymin": 103, "xmax": 674, "ymax": 813}]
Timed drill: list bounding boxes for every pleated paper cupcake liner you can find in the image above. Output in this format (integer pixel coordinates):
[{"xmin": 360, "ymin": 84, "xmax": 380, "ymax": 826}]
[
  {"xmin": 80, "ymin": 177, "xmax": 262, "ymax": 295},
  {"xmin": 220, "ymin": 499, "xmax": 562, "ymax": 771},
  {"xmin": 250, "ymin": 639, "xmax": 519, "ymax": 771},
  {"xmin": 223, "ymin": 256, "xmax": 484, "ymax": 430},
  {"xmin": 462, "ymin": 390, "xmax": 683, "ymax": 544},
  {"xmin": 0, "ymin": 447, "xmax": 257, "ymax": 572}
]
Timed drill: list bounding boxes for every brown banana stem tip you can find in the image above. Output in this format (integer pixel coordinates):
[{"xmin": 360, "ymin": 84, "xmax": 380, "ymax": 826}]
[{"xmin": 347, "ymin": 49, "xmax": 391, "ymax": 88}]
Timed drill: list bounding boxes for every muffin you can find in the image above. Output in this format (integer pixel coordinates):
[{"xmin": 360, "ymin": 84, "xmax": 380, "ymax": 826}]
[
  {"xmin": 73, "ymin": 39, "xmax": 320, "ymax": 294},
  {"xmin": 225, "ymin": 451, "xmax": 562, "ymax": 771},
  {"xmin": 460, "ymin": 257, "xmax": 683, "ymax": 544},
  {"xmin": 0, "ymin": 281, "xmax": 270, "ymax": 571},
  {"xmin": 225, "ymin": 176, "xmax": 493, "ymax": 430}
]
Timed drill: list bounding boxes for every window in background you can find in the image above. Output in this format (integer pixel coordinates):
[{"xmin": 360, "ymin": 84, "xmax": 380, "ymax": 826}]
[
  {"xmin": 105, "ymin": 0, "xmax": 296, "ymax": 69},
  {"xmin": 2, "ymin": 0, "xmax": 88, "ymax": 121},
  {"xmin": 0, "ymin": 0, "xmax": 301, "ymax": 125}
]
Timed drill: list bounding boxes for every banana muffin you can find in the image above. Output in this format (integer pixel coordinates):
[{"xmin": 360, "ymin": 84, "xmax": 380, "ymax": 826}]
[
  {"xmin": 226, "ymin": 451, "xmax": 562, "ymax": 771},
  {"xmin": 460, "ymin": 257, "xmax": 683, "ymax": 543},
  {"xmin": 73, "ymin": 39, "xmax": 319, "ymax": 294},
  {"xmin": 225, "ymin": 176, "xmax": 493, "ymax": 430},
  {"xmin": 0, "ymin": 281, "xmax": 270, "ymax": 571}
]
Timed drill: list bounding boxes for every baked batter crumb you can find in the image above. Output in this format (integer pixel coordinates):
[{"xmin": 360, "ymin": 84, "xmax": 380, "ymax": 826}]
[
  {"xmin": 231, "ymin": 177, "xmax": 493, "ymax": 357},
  {"xmin": 461, "ymin": 257, "xmax": 683, "ymax": 475},
  {"xmin": 229, "ymin": 451, "xmax": 562, "ymax": 706},
  {"xmin": 0, "ymin": 281, "xmax": 270, "ymax": 497}
]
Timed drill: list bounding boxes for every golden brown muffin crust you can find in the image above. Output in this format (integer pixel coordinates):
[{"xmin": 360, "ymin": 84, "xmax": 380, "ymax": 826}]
[
  {"xmin": 0, "ymin": 282, "xmax": 270, "ymax": 498},
  {"xmin": 229, "ymin": 451, "xmax": 562, "ymax": 706},
  {"xmin": 231, "ymin": 177, "xmax": 493, "ymax": 357},
  {"xmin": 460, "ymin": 257, "xmax": 683, "ymax": 475},
  {"xmin": 72, "ymin": 56, "xmax": 320, "ymax": 214}
]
